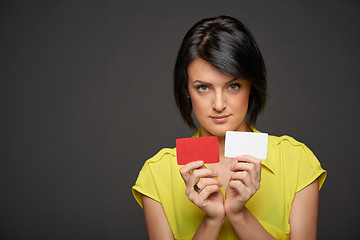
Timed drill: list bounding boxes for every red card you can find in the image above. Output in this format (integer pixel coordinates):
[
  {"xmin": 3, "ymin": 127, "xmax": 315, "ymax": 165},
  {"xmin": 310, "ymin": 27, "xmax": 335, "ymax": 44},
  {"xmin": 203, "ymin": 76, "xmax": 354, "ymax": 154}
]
[{"xmin": 176, "ymin": 137, "xmax": 219, "ymax": 165}]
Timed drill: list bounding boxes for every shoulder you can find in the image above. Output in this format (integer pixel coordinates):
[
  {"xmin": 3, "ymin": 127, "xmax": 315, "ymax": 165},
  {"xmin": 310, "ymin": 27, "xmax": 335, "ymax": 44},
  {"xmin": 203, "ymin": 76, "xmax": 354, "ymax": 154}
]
[
  {"xmin": 132, "ymin": 147, "xmax": 179, "ymax": 206},
  {"xmin": 253, "ymin": 128, "xmax": 326, "ymax": 190},
  {"xmin": 252, "ymin": 127, "xmax": 306, "ymax": 151},
  {"xmin": 265, "ymin": 134, "xmax": 319, "ymax": 172},
  {"xmin": 145, "ymin": 148, "xmax": 177, "ymax": 164},
  {"xmin": 269, "ymin": 134, "xmax": 305, "ymax": 147},
  {"xmin": 267, "ymin": 133, "xmax": 326, "ymax": 189},
  {"xmin": 267, "ymin": 134, "xmax": 312, "ymax": 156},
  {"xmin": 140, "ymin": 147, "xmax": 179, "ymax": 173}
]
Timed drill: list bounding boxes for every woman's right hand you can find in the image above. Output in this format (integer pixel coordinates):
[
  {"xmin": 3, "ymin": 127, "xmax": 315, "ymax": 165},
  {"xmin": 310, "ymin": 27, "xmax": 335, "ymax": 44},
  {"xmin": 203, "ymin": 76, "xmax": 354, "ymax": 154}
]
[{"xmin": 179, "ymin": 161, "xmax": 225, "ymax": 220}]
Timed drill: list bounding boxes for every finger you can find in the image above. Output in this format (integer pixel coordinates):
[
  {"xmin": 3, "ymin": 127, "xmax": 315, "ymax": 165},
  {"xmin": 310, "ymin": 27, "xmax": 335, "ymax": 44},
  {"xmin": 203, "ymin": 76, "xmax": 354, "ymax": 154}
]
[
  {"xmin": 230, "ymin": 171, "xmax": 252, "ymax": 186},
  {"xmin": 192, "ymin": 167, "xmax": 218, "ymax": 179},
  {"xmin": 236, "ymin": 155, "xmax": 261, "ymax": 172},
  {"xmin": 233, "ymin": 155, "xmax": 261, "ymax": 182},
  {"xmin": 179, "ymin": 161, "xmax": 204, "ymax": 182},
  {"xmin": 231, "ymin": 162, "xmax": 253, "ymax": 172},
  {"xmin": 228, "ymin": 179, "xmax": 247, "ymax": 193},
  {"xmin": 187, "ymin": 168, "xmax": 219, "ymax": 188},
  {"xmin": 231, "ymin": 162, "xmax": 259, "ymax": 184},
  {"xmin": 230, "ymin": 171, "xmax": 258, "ymax": 193},
  {"xmin": 184, "ymin": 168, "xmax": 219, "ymax": 196},
  {"xmin": 228, "ymin": 179, "xmax": 254, "ymax": 204},
  {"xmin": 192, "ymin": 185, "xmax": 222, "ymax": 207},
  {"xmin": 197, "ymin": 178, "xmax": 222, "ymax": 190}
]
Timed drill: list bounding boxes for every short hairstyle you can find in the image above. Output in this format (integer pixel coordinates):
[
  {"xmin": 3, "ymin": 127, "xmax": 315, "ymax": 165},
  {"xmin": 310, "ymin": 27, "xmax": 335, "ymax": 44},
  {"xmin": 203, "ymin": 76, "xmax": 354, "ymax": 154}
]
[{"xmin": 174, "ymin": 15, "xmax": 267, "ymax": 129}]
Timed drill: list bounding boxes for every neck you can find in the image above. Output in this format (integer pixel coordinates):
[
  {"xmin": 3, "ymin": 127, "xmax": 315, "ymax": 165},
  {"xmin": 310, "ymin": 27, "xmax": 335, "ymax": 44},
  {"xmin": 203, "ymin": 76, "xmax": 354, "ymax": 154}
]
[{"xmin": 218, "ymin": 136, "xmax": 226, "ymax": 160}]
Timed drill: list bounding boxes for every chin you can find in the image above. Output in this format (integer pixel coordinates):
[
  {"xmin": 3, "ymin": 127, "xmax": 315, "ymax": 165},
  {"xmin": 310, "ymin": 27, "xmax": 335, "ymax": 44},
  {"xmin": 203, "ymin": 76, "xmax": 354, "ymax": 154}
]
[{"xmin": 200, "ymin": 124, "xmax": 234, "ymax": 138}]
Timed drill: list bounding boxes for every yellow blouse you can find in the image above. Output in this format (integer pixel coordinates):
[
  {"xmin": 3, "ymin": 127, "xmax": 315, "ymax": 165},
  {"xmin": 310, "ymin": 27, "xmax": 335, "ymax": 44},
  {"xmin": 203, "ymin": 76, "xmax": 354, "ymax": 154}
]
[{"xmin": 132, "ymin": 130, "xmax": 326, "ymax": 239}]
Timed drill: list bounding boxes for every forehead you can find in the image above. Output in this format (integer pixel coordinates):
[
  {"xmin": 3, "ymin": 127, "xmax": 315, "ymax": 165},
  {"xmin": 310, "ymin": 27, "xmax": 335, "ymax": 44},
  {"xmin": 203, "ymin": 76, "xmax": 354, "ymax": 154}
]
[{"xmin": 187, "ymin": 58, "xmax": 235, "ymax": 82}]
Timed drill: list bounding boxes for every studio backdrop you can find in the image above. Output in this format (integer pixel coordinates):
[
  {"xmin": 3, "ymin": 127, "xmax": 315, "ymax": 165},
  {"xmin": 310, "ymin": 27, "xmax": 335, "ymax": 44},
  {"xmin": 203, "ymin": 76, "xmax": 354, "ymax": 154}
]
[{"xmin": 1, "ymin": 0, "xmax": 359, "ymax": 239}]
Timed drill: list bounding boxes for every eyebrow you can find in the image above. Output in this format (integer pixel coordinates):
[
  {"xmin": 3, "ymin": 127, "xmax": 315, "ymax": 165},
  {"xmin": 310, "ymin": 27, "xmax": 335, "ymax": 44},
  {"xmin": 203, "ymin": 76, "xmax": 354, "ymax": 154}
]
[{"xmin": 192, "ymin": 78, "xmax": 238, "ymax": 85}]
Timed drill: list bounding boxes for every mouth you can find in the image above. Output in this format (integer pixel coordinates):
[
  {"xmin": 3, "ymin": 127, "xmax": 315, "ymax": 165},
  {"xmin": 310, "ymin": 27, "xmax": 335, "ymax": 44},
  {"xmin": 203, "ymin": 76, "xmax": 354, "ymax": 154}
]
[{"xmin": 211, "ymin": 115, "xmax": 230, "ymax": 123}]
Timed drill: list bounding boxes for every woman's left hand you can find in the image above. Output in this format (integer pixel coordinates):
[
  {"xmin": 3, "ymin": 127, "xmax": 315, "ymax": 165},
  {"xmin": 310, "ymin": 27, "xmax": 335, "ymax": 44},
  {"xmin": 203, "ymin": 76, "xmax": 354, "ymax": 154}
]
[{"xmin": 224, "ymin": 155, "xmax": 261, "ymax": 216}]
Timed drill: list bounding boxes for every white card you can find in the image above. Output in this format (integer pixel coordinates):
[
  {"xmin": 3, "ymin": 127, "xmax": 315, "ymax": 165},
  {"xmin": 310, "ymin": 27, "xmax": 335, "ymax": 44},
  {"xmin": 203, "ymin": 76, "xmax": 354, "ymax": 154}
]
[{"xmin": 225, "ymin": 131, "xmax": 268, "ymax": 159}]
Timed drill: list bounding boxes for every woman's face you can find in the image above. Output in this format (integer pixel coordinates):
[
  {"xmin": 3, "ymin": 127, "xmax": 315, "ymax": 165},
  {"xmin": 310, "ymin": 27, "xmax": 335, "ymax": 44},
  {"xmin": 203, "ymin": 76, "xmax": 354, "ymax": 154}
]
[{"xmin": 187, "ymin": 58, "xmax": 251, "ymax": 137}]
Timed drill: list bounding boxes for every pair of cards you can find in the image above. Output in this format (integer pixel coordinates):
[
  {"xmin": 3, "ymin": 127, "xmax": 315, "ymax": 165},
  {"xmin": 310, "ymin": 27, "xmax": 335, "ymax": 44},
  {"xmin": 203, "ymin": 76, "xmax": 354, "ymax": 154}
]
[{"xmin": 176, "ymin": 131, "xmax": 268, "ymax": 165}]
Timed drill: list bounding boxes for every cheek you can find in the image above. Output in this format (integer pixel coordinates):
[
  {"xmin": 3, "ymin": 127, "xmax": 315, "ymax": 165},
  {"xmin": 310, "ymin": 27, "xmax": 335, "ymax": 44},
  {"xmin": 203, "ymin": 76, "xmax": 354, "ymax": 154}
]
[
  {"xmin": 231, "ymin": 93, "xmax": 250, "ymax": 111},
  {"xmin": 190, "ymin": 96, "xmax": 206, "ymax": 114}
]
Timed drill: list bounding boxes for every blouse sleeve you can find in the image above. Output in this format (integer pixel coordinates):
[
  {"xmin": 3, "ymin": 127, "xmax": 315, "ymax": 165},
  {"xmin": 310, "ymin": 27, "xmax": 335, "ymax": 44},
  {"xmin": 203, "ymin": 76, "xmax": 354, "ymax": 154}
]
[
  {"xmin": 132, "ymin": 156, "xmax": 161, "ymax": 208},
  {"xmin": 295, "ymin": 143, "xmax": 327, "ymax": 192},
  {"xmin": 132, "ymin": 148, "xmax": 176, "ymax": 208}
]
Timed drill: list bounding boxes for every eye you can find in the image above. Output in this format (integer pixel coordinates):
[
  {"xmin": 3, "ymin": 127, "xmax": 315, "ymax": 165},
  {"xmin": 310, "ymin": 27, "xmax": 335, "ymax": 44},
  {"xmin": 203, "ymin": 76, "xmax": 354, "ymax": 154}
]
[
  {"xmin": 228, "ymin": 83, "xmax": 241, "ymax": 90},
  {"xmin": 196, "ymin": 85, "xmax": 209, "ymax": 92}
]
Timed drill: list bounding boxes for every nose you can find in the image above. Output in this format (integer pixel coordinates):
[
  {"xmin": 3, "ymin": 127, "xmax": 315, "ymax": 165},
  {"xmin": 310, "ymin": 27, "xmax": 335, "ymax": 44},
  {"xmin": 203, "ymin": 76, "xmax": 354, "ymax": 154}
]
[{"xmin": 212, "ymin": 91, "xmax": 226, "ymax": 112}]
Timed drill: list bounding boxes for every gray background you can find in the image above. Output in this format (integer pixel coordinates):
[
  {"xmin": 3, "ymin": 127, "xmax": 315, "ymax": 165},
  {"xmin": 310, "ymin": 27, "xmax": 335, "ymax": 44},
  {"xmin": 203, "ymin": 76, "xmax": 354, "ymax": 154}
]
[{"xmin": 1, "ymin": 0, "xmax": 359, "ymax": 239}]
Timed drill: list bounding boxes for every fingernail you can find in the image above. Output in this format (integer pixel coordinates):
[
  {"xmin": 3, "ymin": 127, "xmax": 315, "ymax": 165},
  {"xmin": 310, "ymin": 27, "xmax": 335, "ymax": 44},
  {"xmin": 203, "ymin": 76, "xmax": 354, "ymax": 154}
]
[
  {"xmin": 197, "ymin": 160, "xmax": 204, "ymax": 164},
  {"xmin": 236, "ymin": 155, "xmax": 243, "ymax": 160}
]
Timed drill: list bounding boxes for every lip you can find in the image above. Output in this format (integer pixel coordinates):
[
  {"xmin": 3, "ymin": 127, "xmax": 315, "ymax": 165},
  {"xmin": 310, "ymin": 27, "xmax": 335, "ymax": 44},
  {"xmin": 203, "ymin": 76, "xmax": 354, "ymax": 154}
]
[{"xmin": 211, "ymin": 115, "xmax": 230, "ymax": 123}]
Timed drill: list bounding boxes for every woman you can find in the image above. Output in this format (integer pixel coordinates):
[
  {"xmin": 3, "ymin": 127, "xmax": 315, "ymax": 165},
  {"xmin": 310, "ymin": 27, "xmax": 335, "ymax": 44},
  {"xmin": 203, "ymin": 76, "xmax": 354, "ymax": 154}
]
[{"xmin": 132, "ymin": 16, "xmax": 326, "ymax": 240}]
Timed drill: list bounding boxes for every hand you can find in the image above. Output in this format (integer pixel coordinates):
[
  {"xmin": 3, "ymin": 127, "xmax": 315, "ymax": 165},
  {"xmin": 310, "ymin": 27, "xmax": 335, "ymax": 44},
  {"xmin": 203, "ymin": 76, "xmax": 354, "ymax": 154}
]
[
  {"xmin": 224, "ymin": 155, "xmax": 261, "ymax": 216},
  {"xmin": 180, "ymin": 161, "xmax": 225, "ymax": 220}
]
